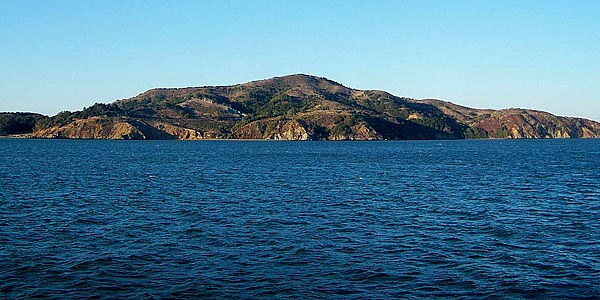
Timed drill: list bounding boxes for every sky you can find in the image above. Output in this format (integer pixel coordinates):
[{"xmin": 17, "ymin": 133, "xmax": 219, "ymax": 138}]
[{"xmin": 1, "ymin": 0, "xmax": 599, "ymax": 121}]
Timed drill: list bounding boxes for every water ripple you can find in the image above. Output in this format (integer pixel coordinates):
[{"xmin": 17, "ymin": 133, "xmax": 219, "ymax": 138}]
[{"xmin": 0, "ymin": 139, "xmax": 599, "ymax": 298}]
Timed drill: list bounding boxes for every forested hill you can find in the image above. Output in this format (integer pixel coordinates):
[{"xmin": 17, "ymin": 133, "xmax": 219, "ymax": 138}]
[{"xmin": 0, "ymin": 113, "xmax": 47, "ymax": 136}]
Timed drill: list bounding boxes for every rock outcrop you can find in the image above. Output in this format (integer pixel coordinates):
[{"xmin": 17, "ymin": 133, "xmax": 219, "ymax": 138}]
[{"xmin": 31, "ymin": 117, "xmax": 205, "ymax": 140}]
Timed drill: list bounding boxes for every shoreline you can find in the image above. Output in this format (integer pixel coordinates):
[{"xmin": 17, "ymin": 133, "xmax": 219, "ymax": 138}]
[
  {"xmin": 0, "ymin": 134, "xmax": 32, "ymax": 139},
  {"xmin": 5, "ymin": 136, "xmax": 598, "ymax": 141}
]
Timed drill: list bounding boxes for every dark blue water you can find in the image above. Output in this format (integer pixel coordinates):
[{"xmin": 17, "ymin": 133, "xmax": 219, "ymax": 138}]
[{"xmin": 1, "ymin": 139, "xmax": 599, "ymax": 299}]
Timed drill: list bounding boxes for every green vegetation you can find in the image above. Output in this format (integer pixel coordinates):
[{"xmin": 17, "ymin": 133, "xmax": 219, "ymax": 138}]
[
  {"xmin": 0, "ymin": 113, "xmax": 48, "ymax": 135},
  {"xmin": 35, "ymin": 103, "xmax": 122, "ymax": 130},
  {"xmin": 464, "ymin": 127, "xmax": 488, "ymax": 139},
  {"xmin": 331, "ymin": 115, "xmax": 364, "ymax": 135},
  {"xmin": 494, "ymin": 127, "xmax": 510, "ymax": 138},
  {"xmin": 411, "ymin": 116, "xmax": 466, "ymax": 137}
]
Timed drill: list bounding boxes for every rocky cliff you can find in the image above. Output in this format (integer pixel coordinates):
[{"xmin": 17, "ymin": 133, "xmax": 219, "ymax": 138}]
[{"xmin": 29, "ymin": 74, "xmax": 600, "ymax": 140}]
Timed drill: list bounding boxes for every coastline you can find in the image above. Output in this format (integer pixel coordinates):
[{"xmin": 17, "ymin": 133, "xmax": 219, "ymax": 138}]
[
  {"xmin": 7, "ymin": 135, "xmax": 599, "ymax": 141},
  {"xmin": 0, "ymin": 134, "xmax": 32, "ymax": 139}
]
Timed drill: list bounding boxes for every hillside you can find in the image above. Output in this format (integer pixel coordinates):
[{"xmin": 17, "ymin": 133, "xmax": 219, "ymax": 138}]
[
  {"xmin": 421, "ymin": 99, "xmax": 600, "ymax": 139},
  {"xmin": 29, "ymin": 74, "xmax": 600, "ymax": 140},
  {"xmin": 0, "ymin": 113, "xmax": 48, "ymax": 136}
]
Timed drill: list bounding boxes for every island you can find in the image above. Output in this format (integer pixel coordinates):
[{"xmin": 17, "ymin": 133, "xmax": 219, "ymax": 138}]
[{"xmin": 2, "ymin": 74, "xmax": 599, "ymax": 140}]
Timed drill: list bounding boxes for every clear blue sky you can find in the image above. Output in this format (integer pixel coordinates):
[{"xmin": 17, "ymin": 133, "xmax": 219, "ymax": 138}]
[{"xmin": 1, "ymin": 0, "xmax": 599, "ymax": 120}]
